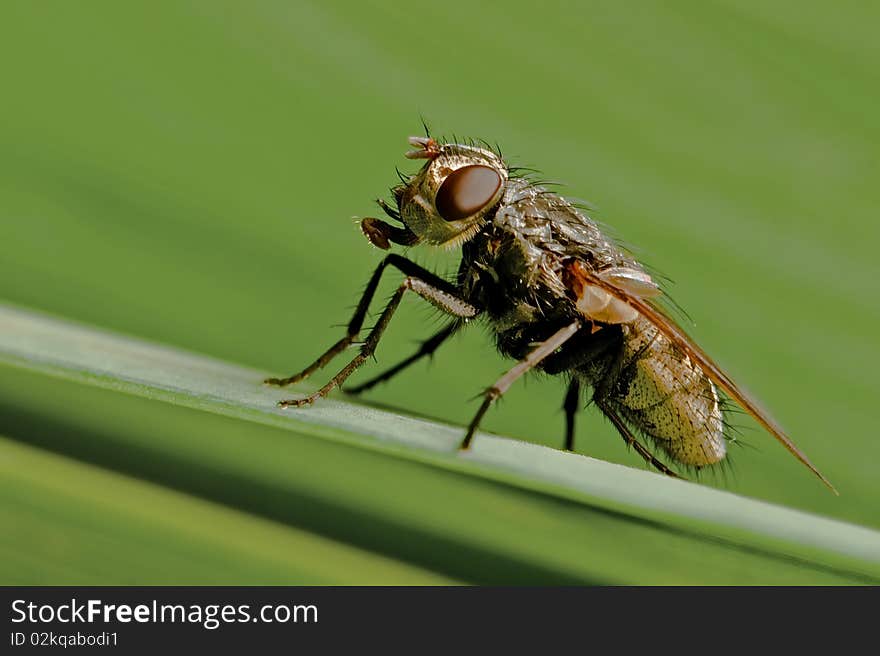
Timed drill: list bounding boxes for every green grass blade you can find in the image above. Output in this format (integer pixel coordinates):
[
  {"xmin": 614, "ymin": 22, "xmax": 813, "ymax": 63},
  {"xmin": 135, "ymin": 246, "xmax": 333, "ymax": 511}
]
[
  {"xmin": 0, "ymin": 436, "xmax": 455, "ymax": 585},
  {"xmin": 1, "ymin": 302, "xmax": 878, "ymax": 584}
]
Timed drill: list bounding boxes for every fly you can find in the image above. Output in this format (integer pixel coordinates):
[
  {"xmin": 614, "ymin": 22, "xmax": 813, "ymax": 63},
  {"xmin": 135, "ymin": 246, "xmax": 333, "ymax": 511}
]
[{"xmin": 265, "ymin": 134, "xmax": 836, "ymax": 493}]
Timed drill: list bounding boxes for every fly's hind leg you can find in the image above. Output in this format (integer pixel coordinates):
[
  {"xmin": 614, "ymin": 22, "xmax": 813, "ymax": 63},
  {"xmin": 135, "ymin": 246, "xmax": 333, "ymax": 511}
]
[
  {"xmin": 541, "ymin": 325, "xmax": 621, "ymax": 453},
  {"xmin": 563, "ymin": 378, "xmax": 581, "ymax": 452},
  {"xmin": 598, "ymin": 401, "xmax": 682, "ymax": 479},
  {"xmin": 461, "ymin": 320, "xmax": 581, "ymax": 450}
]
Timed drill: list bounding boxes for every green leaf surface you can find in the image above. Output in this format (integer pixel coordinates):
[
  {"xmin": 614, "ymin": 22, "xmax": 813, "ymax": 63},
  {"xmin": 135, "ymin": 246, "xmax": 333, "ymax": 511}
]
[
  {"xmin": 2, "ymin": 304, "xmax": 878, "ymax": 584},
  {"xmin": 0, "ymin": 436, "xmax": 454, "ymax": 585}
]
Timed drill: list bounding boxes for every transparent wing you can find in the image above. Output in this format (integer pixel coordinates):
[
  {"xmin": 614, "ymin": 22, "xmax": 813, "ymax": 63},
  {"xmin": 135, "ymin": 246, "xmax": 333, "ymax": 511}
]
[{"xmin": 578, "ymin": 267, "xmax": 837, "ymax": 494}]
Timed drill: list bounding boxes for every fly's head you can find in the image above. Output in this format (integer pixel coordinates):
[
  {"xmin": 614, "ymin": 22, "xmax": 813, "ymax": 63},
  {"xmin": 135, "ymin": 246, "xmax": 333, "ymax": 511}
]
[{"xmin": 361, "ymin": 136, "xmax": 508, "ymax": 250}]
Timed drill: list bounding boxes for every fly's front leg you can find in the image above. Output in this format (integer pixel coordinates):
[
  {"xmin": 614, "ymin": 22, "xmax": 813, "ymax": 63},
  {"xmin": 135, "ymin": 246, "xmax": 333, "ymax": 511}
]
[
  {"xmin": 461, "ymin": 320, "xmax": 581, "ymax": 450},
  {"xmin": 265, "ymin": 254, "xmax": 468, "ymax": 388},
  {"xmin": 278, "ymin": 276, "xmax": 478, "ymax": 408}
]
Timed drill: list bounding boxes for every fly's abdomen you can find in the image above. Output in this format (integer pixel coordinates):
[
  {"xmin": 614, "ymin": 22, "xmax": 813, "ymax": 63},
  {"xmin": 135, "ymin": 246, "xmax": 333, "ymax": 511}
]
[{"xmin": 610, "ymin": 319, "xmax": 726, "ymax": 467}]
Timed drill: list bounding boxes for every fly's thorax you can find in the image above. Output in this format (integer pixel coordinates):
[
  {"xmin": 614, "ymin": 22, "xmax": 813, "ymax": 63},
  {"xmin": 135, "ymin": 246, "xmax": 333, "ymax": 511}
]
[
  {"xmin": 461, "ymin": 222, "xmax": 576, "ymax": 334},
  {"xmin": 396, "ymin": 140, "xmax": 508, "ymax": 247},
  {"xmin": 606, "ymin": 318, "xmax": 726, "ymax": 467}
]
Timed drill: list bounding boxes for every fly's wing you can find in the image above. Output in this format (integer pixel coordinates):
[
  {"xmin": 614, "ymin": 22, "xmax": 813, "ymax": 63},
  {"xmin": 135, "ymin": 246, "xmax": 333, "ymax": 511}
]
[{"xmin": 577, "ymin": 265, "xmax": 837, "ymax": 494}]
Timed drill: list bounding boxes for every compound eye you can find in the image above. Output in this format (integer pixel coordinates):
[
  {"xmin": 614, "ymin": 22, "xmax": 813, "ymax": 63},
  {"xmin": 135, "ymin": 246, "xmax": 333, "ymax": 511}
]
[{"xmin": 435, "ymin": 165, "xmax": 501, "ymax": 222}]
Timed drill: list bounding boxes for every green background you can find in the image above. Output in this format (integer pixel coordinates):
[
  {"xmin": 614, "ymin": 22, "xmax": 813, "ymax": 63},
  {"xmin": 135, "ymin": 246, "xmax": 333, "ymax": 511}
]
[{"xmin": 2, "ymin": 1, "xmax": 878, "ymax": 583}]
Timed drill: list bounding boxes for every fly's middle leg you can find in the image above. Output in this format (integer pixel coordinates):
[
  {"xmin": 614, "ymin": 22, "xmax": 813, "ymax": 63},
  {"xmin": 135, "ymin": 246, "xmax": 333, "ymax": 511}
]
[
  {"xmin": 461, "ymin": 320, "xmax": 581, "ymax": 450},
  {"xmin": 344, "ymin": 320, "xmax": 461, "ymax": 395}
]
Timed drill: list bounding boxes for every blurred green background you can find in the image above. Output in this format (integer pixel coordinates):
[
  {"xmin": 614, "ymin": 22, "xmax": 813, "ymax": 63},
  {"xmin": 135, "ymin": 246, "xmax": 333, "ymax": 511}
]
[{"xmin": 2, "ymin": 1, "xmax": 879, "ymax": 583}]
